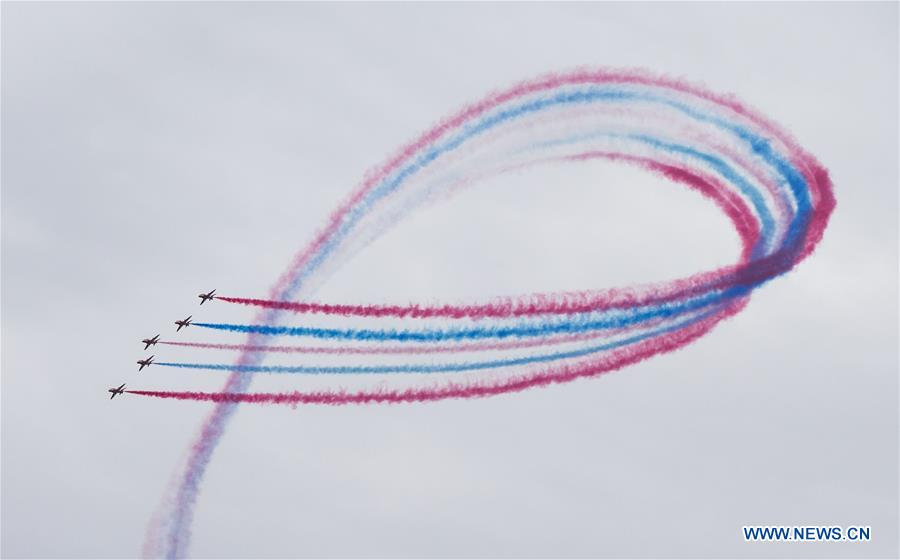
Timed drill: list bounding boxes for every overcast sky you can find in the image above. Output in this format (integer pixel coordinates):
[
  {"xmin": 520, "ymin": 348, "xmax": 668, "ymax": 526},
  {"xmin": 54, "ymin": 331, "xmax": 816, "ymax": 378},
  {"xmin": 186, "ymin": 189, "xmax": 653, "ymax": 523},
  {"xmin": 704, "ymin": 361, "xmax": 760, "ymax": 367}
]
[{"xmin": 2, "ymin": 2, "xmax": 898, "ymax": 558}]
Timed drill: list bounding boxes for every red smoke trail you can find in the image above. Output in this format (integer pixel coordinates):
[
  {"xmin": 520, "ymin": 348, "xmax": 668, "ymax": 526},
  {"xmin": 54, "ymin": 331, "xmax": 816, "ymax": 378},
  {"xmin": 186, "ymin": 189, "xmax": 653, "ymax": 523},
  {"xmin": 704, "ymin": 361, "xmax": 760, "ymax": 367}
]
[{"xmin": 128, "ymin": 305, "xmax": 738, "ymax": 406}]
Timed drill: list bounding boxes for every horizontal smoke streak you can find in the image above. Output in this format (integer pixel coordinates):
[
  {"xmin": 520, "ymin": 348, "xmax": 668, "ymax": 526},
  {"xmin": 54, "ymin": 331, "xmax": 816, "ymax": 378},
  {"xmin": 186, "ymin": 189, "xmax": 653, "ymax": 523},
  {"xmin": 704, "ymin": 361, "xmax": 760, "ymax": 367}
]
[
  {"xmin": 190, "ymin": 288, "xmax": 742, "ymax": 342},
  {"xmin": 157, "ymin": 319, "xmax": 668, "ymax": 355},
  {"xmin": 128, "ymin": 307, "xmax": 732, "ymax": 406},
  {"xmin": 155, "ymin": 311, "xmax": 712, "ymax": 375}
]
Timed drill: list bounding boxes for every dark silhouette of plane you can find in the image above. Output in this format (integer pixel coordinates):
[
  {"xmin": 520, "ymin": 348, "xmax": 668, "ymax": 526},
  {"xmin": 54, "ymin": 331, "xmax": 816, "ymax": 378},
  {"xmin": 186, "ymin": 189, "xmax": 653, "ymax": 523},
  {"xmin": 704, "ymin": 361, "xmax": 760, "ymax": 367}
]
[
  {"xmin": 137, "ymin": 355, "xmax": 154, "ymax": 371},
  {"xmin": 198, "ymin": 289, "xmax": 216, "ymax": 305},
  {"xmin": 142, "ymin": 334, "xmax": 160, "ymax": 350},
  {"xmin": 108, "ymin": 383, "xmax": 126, "ymax": 399},
  {"xmin": 175, "ymin": 315, "xmax": 192, "ymax": 332}
]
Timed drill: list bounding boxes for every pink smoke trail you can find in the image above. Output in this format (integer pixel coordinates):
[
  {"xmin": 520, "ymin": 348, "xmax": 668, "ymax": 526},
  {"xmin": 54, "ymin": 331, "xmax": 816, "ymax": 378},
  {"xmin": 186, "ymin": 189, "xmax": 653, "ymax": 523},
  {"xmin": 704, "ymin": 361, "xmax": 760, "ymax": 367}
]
[{"xmin": 129, "ymin": 304, "xmax": 736, "ymax": 406}]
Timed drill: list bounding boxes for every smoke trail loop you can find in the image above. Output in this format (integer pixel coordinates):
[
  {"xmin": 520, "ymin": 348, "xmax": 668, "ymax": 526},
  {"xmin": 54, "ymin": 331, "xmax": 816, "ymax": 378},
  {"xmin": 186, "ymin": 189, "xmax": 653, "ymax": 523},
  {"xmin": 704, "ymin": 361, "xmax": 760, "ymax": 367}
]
[{"xmin": 140, "ymin": 69, "xmax": 834, "ymax": 559}]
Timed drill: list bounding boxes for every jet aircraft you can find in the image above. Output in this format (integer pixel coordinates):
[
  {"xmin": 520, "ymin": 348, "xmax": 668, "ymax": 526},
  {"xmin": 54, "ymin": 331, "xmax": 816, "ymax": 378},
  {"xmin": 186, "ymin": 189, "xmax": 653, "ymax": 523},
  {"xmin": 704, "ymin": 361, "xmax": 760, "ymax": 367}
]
[
  {"xmin": 142, "ymin": 334, "xmax": 160, "ymax": 350},
  {"xmin": 198, "ymin": 289, "xmax": 216, "ymax": 305},
  {"xmin": 137, "ymin": 355, "xmax": 154, "ymax": 371},
  {"xmin": 108, "ymin": 383, "xmax": 126, "ymax": 399}
]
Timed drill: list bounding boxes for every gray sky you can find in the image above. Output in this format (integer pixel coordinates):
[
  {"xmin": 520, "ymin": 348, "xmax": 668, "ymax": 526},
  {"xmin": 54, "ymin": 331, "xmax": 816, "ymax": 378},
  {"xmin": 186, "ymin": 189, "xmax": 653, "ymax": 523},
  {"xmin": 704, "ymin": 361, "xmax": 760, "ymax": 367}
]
[{"xmin": 2, "ymin": 2, "xmax": 898, "ymax": 558}]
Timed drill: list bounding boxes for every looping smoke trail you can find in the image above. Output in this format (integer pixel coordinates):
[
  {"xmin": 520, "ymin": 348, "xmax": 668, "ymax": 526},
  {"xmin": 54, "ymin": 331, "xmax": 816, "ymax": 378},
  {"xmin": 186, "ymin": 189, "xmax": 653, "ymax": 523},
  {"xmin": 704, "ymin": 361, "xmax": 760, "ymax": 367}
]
[{"xmin": 140, "ymin": 69, "xmax": 834, "ymax": 559}]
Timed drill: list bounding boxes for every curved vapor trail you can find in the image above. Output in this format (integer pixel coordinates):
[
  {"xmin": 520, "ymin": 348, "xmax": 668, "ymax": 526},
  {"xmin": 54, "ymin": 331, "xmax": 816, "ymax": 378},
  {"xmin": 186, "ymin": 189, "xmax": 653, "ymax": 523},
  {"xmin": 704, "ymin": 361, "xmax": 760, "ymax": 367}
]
[{"xmin": 140, "ymin": 69, "xmax": 834, "ymax": 558}]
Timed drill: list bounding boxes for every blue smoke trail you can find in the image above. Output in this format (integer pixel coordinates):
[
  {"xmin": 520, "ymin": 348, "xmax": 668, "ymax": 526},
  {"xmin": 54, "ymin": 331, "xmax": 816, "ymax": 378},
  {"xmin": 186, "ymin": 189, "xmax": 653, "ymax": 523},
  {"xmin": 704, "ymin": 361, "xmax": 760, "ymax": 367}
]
[
  {"xmin": 191, "ymin": 286, "xmax": 750, "ymax": 342},
  {"xmin": 156, "ymin": 308, "xmax": 716, "ymax": 375}
]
